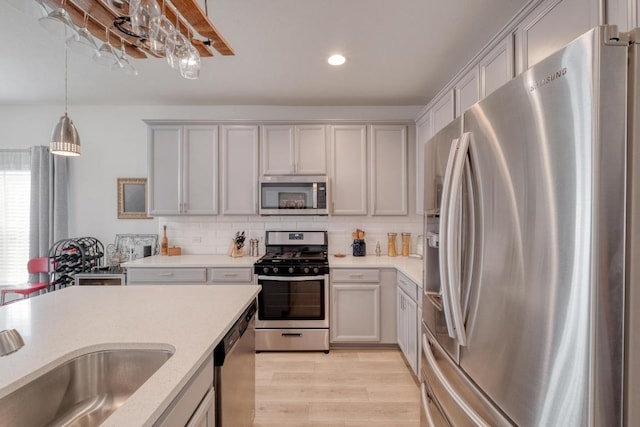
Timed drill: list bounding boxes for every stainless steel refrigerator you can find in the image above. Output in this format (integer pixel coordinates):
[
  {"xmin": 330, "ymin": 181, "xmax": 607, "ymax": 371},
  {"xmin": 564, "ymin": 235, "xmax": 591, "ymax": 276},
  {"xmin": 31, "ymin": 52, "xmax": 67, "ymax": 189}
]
[{"xmin": 421, "ymin": 25, "xmax": 640, "ymax": 426}]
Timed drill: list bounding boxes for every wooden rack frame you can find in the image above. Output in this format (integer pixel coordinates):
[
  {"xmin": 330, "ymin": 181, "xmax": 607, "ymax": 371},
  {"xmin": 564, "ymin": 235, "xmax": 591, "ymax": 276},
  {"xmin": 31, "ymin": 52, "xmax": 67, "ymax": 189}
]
[{"xmin": 41, "ymin": 0, "xmax": 234, "ymax": 59}]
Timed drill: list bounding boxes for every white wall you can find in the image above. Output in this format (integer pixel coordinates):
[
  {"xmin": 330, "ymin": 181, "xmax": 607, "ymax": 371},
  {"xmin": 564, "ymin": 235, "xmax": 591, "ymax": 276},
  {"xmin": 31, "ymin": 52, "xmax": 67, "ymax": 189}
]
[{"xmin": 0, "ymin": 104, "xmax": 421, "ymax": 249}]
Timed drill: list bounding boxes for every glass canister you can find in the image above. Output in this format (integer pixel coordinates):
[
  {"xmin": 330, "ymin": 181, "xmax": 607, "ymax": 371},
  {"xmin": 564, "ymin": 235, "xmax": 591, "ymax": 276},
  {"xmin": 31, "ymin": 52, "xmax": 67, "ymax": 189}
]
[
  {"xmin": 401, "ymin": 232, "xmax": 411, "ymax": 257},
  {"xmin": 388, "ymin": 233, "xmax": 398, "ymax": 257}
]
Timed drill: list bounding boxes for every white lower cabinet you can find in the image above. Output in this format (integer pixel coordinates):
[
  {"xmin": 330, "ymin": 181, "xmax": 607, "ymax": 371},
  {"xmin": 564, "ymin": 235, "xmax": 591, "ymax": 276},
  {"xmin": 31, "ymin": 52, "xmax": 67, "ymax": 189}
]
[
  {"xmin": 397, "ymin": 272, "xmax": 419, "ymax": 377},
  {"xmin": 208, "ymin": 267, "xmax": 254, "ymax": 285},
  {"xmin": 156, "ymin": 356, "xmax": 214, "ymax": 426},
  {"xmin": 127, "ymin": 268, "xmax": 208, "ymax": 285},
  {"xmin": 330, "ymin": 268, "xmax": 397, "ymax": 344},
  {"xmin": 331, "ymin": 282, "xmax": 381, "ymax": 342}
]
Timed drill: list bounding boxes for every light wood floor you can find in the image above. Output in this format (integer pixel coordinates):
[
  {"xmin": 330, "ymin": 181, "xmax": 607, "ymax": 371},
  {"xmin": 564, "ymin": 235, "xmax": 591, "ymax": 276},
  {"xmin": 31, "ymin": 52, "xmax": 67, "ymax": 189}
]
[{"xmin": 253, "ymin": 349, "xmax": 421, "ymax": 427}]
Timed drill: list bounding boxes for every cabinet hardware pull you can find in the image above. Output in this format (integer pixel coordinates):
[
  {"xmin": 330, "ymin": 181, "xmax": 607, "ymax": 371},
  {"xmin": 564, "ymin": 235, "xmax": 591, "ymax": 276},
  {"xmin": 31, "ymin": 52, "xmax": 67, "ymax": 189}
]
[
  {"xmin": 159, "ymin": 273, "xmax": 174, "ymax": 277},
  {"xmin": 349, "ymin": 274, "xmax": 364, "ymax": 278},
  {"xmin": 223, "ymin": 273, "xmax": 238, "ymax": 277},
  {"xmin": 282, "ymin": 333, "xmax": 302, "ymax": 337}
]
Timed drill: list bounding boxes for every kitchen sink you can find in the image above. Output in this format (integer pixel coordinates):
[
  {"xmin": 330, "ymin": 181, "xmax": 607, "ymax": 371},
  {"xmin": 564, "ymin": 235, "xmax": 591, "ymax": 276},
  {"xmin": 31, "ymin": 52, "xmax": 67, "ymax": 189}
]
[{"xmin": 0, "ymin": 348, "xmax": 173, "ymax": 426}]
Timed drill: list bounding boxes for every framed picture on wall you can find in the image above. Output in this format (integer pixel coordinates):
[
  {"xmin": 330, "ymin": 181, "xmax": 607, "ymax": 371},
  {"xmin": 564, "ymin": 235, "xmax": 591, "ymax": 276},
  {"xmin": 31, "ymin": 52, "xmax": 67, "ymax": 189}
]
[{"xmin": 117, "ymin": 178, "xmax": 151, "ymax": 219}]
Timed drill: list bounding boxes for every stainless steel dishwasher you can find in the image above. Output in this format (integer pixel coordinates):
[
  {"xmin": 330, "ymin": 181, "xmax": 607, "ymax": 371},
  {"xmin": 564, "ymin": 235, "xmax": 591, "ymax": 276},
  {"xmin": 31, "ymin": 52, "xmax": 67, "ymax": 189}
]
[{"xmin": 214, "ymin": 299, "xmax": 256, "ymax": 427}]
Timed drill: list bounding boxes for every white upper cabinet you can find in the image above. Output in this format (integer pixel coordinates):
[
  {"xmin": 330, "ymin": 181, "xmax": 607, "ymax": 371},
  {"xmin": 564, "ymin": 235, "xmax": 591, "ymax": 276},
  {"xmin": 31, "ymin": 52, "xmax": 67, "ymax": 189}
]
[
  {"xmin": 415, "ymin": 113, "xmax": 433, "ymax": 214},
  {"xmin": 480, "ymin": 34, "xmax": 515, "ymax": 98},
  {"xmin": 295, "ymin": 125, "xmax": 328, "ymax": 175},
  {"xmin": 261, "ymin": 124, "xmax": 327, "ymax": 175},
  {"xmin": 431, "ymin": 91, "xmax": 455, "ymax": 135},
  {"xmin": 370, "ymin": 125, "xmax": 407, "ymax": 216},
  {"xmin": 454, "ymin": 66, "xmax": 480, "ymax": 117},
  {"xmin": 221, "ymin": 125, "xmax": 259, "ymax": 215},
  {"xmin": 148, "ymin": 125, "xmax": 218, "ymax": 215},
  {"xmin": 515, "ymin": 0, "xmax": 598, "ymax": 73},
  {"xmin": 330, "ymin": 125, "xmax": 368, "ymax": 215}
]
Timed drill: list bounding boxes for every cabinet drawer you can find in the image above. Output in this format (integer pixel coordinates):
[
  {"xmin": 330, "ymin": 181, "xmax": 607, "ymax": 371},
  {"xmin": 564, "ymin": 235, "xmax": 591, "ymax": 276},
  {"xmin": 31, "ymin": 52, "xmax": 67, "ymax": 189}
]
[
  {"xmin": 332, "ymin": 269, "xmax": 380, "ymax": 283},
  {"xmin": 397, "ymin": 272, "xmax": 418, "ymax": 302},
  {"xmin": 208, "ymin": 268, "xmax": 253, "ymax": 283},
  {"xmin": 127, "ymin": 268, "xmax": 207, "ymax": 283}
]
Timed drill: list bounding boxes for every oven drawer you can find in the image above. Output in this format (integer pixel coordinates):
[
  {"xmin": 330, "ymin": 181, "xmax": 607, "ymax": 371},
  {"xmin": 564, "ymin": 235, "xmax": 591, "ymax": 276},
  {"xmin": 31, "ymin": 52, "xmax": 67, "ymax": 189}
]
[
  {"xmin": 255, "ymin": 328, "xmax": 329, "ymax": 351},
  {"xmin": 208, "ymin": 268, "xmax": 253, "ymax": 283},
  {"xmin": 127, "ymin": 268, "xmax": 207, "ymax": 284},
  {"xmin": 332, "ymin": 269, "xmax": 380, "ymax": 283}
]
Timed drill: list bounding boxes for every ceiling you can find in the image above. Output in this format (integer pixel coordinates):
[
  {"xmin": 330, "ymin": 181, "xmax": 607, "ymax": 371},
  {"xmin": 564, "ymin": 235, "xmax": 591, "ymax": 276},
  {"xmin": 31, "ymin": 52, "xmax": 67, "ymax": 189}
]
[{"xmin": 0, "ymin": 0, "xmax": 530, "ymax": 107}]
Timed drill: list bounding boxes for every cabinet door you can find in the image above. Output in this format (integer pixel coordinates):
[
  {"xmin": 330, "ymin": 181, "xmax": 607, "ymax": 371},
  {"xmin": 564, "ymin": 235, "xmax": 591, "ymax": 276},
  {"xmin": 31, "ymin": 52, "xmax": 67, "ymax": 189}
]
[
  {"xmin": 261, "ymin": 125, "xmax": 294, "ymax": 175},
  {"xmin": 454, "ymin": 67, "xmax": 480, "ymax": 117},
  {"xmin": 295, "ymin": 125, "xmax": 327, "ymax": 174},
  {"xmin": 183, "ymin": 126, "xmax": 218, "ymax": 215},
  {"xmin": 416, "ymin": 113, "xmax": 433, "ymax": 215},
  {"xmin": 431, "ymin": 91, "xmax": 455, "ymax": 134},
  {"xmin": 186, "ymin": 387, "xmax": 214, "ymax": 427},
  {"xmin": 331, "ymin": 283, "xmax": 380, "ymax": 342},
  {"xmin": 397, "ymin": 287, "xmax": 407, "ymax": 354},
  {"xmin": 370, "ymin": 125, "xmax": 407, "ymax": 216},
  {"xmin": 330, "ymin": 125, "xmax": 368, "ymax": 215},
  {"xmin": 148, "ymin": 125, "xmax": 182, "ymax": 215},
  {"xmin": 405, "ymin": 294, "xmax": 418, "ymax": 376},
  {"xmin": 480, "ymin": 35, "xmax": 514, "ymax": 99},
  {"xmin": 221, "ymin": 125, "xmax": 259, "ymax": 215},
  {"xmin": 515, "ymin": 0, "xmax": 598, "ymax": 73}
]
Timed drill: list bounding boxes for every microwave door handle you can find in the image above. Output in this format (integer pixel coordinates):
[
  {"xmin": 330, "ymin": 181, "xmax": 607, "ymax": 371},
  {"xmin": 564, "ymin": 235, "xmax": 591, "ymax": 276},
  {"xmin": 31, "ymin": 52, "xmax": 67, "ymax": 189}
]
[
  {"xmin": 313, "ymin": 182, "xmax": 318, "ymax": 209},
  {"xmin": 446, "ymin": 132, "xmax": 471, "ymax": 346},
  {"xmin": 439, "ymin": 138, "xmax": 460, "ymax": 340},
  {"xmin": 422, "ymin": 334, "xmax": 490, "ymax": 427}
]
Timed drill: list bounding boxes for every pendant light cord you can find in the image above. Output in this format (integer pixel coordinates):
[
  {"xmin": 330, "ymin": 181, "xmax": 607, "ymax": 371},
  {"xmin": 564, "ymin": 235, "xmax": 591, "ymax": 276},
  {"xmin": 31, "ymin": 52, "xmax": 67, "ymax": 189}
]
[{"xmin": 64, "ymin": 41, "xmax": 68, "ymax": 115}]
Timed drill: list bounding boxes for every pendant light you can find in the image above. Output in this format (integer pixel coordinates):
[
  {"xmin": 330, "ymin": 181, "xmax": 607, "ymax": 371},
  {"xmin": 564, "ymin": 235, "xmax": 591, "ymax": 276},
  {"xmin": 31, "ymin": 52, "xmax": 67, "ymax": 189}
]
[{"xmin": 50, "ymin": 44, "xmax": 81, "ymax": 157}]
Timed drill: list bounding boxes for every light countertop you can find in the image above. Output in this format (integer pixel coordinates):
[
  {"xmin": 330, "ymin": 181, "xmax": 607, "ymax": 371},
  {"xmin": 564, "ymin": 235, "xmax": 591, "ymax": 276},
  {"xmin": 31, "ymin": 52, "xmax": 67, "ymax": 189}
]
[
  {"xmin": 122, "ymin": 254, "xmax": 423, "ymax": 287},
  {"xmin": 329, "ymin": 255, "xmax": 423, "ymax": 286},
  {"xmin": 0, "ymin": 285, "xmax": 260, "ymax": 426}
]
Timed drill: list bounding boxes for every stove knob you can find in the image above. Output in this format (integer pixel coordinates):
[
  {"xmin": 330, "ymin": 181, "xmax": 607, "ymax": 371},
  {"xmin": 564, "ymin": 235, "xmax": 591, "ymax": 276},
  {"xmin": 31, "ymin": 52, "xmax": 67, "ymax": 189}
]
[
  {"xmin": 303, "ymin": 267, "xmax": 310, "ymax": 274},
  {"xmin": 288, "ymin": 267, "xmax": 295, "ymax": 274},
  {"xmin": 313, "ymin": 267, "xmax": 320, "ymax": 274},
  {"xmin": 273, "ymin": 267, "xmax": 279, "ymax": 274},
  {"xmin": 262, "ymin": 267, "xmax": 269, "ymax": 274}
]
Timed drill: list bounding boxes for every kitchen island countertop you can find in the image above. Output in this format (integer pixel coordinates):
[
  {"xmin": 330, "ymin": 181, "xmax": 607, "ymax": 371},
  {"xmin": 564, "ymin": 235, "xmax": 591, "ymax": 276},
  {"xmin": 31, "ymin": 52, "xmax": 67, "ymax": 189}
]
[{"xmin": 0, "ymin": 284, "xmax": 260, "ymax": 426}]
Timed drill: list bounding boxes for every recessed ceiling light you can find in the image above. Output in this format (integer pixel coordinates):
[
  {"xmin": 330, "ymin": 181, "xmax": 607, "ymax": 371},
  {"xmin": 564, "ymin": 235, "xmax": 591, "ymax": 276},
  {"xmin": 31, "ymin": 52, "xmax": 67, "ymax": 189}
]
[{"xmin": 328, "ymin": 54, "xmax": 346, "ymax": 66}]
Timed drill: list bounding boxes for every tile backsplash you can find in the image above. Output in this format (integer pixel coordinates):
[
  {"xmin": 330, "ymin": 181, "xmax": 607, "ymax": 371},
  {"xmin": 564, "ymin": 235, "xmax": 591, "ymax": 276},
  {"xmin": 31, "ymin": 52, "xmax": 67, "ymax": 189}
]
[{"xmin": 158, "ymin": 215, "xmax": 422, "ymax": 256}]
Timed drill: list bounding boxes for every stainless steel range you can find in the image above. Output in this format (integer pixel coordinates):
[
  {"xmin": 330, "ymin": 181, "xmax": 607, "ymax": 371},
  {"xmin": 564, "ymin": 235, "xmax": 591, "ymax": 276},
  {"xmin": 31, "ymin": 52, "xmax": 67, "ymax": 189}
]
[{"xmin": 254, "ymin": 230, "xmax": 330, "ymax": 352}]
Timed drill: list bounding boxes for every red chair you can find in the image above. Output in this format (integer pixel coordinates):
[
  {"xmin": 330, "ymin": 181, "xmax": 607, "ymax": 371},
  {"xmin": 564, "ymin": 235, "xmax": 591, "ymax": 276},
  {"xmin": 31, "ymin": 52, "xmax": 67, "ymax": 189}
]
[{"xmin": 1, "ymin": 257, "xmax": 51, "ymax": 305}]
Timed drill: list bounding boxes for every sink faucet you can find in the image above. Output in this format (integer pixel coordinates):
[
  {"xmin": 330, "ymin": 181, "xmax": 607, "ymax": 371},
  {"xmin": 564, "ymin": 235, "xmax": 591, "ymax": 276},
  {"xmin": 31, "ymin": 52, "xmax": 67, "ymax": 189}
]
[{"xmin": 0, "ymin": 329, "xmax": 24, "ymax": 356}]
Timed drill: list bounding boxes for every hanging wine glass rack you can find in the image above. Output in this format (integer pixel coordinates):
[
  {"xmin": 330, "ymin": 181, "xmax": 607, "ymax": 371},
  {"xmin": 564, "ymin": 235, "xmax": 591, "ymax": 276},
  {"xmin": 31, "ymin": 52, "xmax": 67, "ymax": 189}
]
[{"xmin": 49, "ymin": 237, "xmax": 105, "ymax": 289}]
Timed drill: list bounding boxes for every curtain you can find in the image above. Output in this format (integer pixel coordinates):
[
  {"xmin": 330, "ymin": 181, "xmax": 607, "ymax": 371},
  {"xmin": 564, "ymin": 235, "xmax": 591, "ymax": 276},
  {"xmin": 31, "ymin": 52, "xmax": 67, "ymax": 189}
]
[{"xmin": 29, "ymin": 146, "xmax": 68, "ymax": 280}]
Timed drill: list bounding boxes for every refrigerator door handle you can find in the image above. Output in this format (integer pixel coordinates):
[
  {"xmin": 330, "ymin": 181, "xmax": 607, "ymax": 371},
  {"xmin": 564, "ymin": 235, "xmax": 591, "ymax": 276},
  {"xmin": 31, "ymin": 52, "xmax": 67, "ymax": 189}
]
[
  {"xmin": 422, "ymin": 334, "xmax": 490, "ymax": 427},
  {"xmin": 425, "ymin": 291, "xmax": 444, "ymax": 311},
  {"xmin": 438, "ymin": 137, "xmax": 460, "ymax": 339},
  {"xmin": 445, "ymin": 132, "xmax": 471, "ymax": 346}
]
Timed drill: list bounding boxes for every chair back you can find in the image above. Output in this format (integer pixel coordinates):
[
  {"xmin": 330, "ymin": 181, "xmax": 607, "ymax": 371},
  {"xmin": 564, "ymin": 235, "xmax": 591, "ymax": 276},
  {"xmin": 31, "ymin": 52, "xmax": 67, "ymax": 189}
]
[{"xmin": 27, "ymin": 257, "xmax": 49, "ymax": 275}]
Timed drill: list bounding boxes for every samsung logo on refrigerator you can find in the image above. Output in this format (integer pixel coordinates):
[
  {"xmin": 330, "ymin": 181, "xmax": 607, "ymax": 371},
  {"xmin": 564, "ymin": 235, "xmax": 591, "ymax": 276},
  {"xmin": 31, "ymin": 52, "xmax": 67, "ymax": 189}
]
[{"xmin": 529, "ymin": 67, "xmax": 568, "ymax": 92}]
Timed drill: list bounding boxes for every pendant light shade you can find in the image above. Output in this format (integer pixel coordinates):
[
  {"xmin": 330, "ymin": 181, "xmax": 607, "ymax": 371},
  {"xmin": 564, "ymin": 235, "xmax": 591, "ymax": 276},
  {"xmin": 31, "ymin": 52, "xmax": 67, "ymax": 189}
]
[
  {"xmin": 50, "ymin": 42, "xmax": 81, "ymax": 157},
  {"xmin": 50, "ymin": 113, "xmax": 81, "ymax": 156}
]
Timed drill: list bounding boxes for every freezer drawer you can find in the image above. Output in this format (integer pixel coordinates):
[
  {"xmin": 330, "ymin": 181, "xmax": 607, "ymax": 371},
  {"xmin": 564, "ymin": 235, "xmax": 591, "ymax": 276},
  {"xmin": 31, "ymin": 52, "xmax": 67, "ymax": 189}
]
[{"xmin": 421, "ymin": 325, "xmax": 513, "ymax": 427}]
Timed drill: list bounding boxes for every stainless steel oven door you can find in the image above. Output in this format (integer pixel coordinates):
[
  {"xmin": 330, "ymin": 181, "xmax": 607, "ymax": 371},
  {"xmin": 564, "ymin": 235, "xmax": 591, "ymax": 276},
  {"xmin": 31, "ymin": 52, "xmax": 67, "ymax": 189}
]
[{"xmin": 256, "ymin": 274, "xmax": 329, "ymax": 328}]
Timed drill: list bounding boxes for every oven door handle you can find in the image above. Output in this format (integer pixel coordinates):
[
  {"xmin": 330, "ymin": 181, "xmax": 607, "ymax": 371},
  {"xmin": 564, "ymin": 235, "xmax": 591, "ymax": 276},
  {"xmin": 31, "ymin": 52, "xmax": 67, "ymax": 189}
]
[{"xmin": 258, "ymin": 275, "xmax": 326, "ymax": 282}]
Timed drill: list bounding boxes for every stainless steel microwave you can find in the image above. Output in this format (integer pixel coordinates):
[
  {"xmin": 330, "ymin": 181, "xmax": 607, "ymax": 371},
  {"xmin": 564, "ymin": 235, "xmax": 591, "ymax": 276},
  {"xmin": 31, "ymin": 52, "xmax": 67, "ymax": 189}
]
[{"xmin": 259, "ymin": 176, "xmax": 329, "ymax": 215}]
